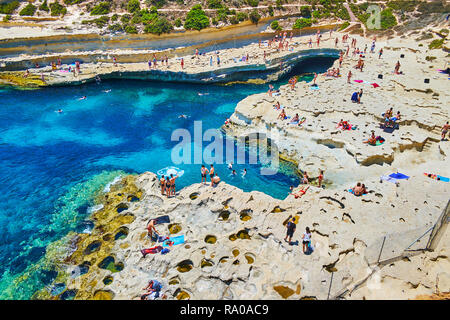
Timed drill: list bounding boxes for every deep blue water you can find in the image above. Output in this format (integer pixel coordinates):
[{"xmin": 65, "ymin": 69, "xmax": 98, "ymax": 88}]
[{"xmin": 0, "ymin": 56, "xmax": 336, "ymax": 299}]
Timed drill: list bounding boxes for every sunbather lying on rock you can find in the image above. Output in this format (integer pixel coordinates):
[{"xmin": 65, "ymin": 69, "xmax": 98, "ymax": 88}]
[
  {"xmin": 352, "ymin": 182, "xmax": 366, "ymax": 196},
  {"xmin": 278, "ymin": 109, "xmax": 286, "ymax": 120},
  {"xmin": 290, "ymin": 186, "xmax": 309, "ymax": 199}
]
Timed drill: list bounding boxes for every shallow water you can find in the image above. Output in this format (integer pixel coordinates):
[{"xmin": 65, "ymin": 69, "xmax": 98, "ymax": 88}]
[{"xmin": 0, "ymin": 56, "xmax": 336, "ymax": 299}]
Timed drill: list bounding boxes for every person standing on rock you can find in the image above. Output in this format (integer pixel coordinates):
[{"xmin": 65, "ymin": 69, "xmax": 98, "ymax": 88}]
[
  {"xmin": 284, "ymin": 217, "xmax": 296, "ymax": 244},
  {"xmin": 169, "ymin": 174, "xmax": 178, "ymax": 196},
  {"xmin": 379, "ymin": 48, "xmax": 383, "ymax": 59},
  {"xmin": 181, "ymin": 58, "xmax": 184, "ymax": 70},
  {"xmin": 201, "ymin": 165, "xmax": 209, "ymax": 184},
  {"xmin": 209, "ymin": 164, "xmax": 215, "ymax": 186},
  {"xmin": 160, "ymin": 175, "xmax": 166, "ymax": 195},
  {"xmin": 113, "ymin": 56, "xmax": 117, "ymax": 66},
  {"xmin": 347, "ymin": 70, "xmax": 352, "ymax": 84},
  {"xmin": 302, "ymin": 227, "xmax": 312, "ymax": 253},
  {"xmin": 318, "ymin": 170, "xmax": 324, "ymax": 188},
  {"xmin": 442, "ymin": 121, "xmax": 449, "ymax": 140},
  {"xmin": 394, "ymin": 60, "xmax": 401, "ymax": 74},
  {"xmin": 146, "ymin": 219, "xmax": 159, "ymax": 239}
]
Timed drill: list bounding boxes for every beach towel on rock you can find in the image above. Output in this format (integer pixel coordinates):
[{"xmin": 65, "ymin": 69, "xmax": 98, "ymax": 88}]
[
  {"xmin": 354, "ymin": 80, "xmax": 363, "ymax": 83},
  {"xmin": 389, "ymin": 173, "xmax": 409, "ymax": 180},
  {"xmin": 153, "ymin": 215, "xmax": 170, "ymax": 225},
  {"xmin": 371, "ymin": 83, "xmax": 380, "ymax": 88},
  {"xmin": 141, "ymin": 246, "xmax": 163, "ymax": 257},
  {"xmin": 348, "ymin": 189, "xmax": 368, "ymax": 196},
  {"xmin": 162, "ymin": 235, "xmax": 185, "ymax": 247}
]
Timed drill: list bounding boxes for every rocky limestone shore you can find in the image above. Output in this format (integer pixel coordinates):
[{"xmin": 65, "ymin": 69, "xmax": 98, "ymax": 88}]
[{"xmin": 34, "ymin": 168, "xmax": 449, "ymax": 300}]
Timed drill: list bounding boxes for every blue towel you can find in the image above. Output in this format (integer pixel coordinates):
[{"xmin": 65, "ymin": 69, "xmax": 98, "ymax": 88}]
[
  {"xmin": 162, "ymin": 235, "xmax": 185, "ymax": 247},
  {"xmin": 389, "ymin": 173, "xmax": 409, "ymax": 180},
  {"xmin": 437, "ymin": 175, "xmax": 450, "ymax": 182}
]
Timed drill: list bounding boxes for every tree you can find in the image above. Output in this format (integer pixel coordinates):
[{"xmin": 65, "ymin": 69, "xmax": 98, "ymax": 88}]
[
  {"xmin": 300, "ymin": 5, "xmax": 311, "ymax": 18},
  {"xmin": 270, "ymin": 20, "xmax": 281, "ymax": 31},
  {"xmin": 90, "ymin": 2, "xmax": 110, "ymax": 15},
  {"xmin": 127, "ymin": 0, "xmax": 140, "ymax": 13},
  {"xmin": 249, "ymin": 9, "xmax": 260, "ymax": 24},
  {"xmin": 174, "ymin": 18, "xmax": 182, "ymax": 27},
  {"xmin": 144, "ymin": 16, "xmax": 173, "ymax": 35},
  {"xmin": 293, "ymin": 17, "xmax": 312, "ymax": 29},
  {"xmin": 50, "ymin": 2, "xmax": 67, "ymax": 16},
  {"xmin": 268, "ymin": 4, "xmax": 274, "ymax": 16},
  {"xmin": 19, "ymin": 4, "xmax": 37, "ymax": 16},
  {"xmin": 39, "ymin": 0, "xmax": 50, "ymax": 12},
  {"xmin": 207, "ymin": 0, "xmax": 223, "ymax": 9},
  {"xmin": 184, "ymin": 4, "xmax": 210, "ymax": 30}
]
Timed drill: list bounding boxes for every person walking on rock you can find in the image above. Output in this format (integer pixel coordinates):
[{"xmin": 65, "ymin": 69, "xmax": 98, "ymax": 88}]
[
  {"xmin": 302, "ymin": 227, "xmax": 312, "ymax": 253},
  {"xmin": 284, "ymin": 217, "xmax": 296, "ymax": 244}
]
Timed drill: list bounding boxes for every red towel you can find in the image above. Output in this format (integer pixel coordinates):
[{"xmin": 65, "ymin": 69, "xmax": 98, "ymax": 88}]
[
  {"xmin": 371, "ymin": 83, "xmax": 380, "ymax": 88},
  {"xmin": 354, "ymin": 80, "xmax": 363, "ymax": 83}
]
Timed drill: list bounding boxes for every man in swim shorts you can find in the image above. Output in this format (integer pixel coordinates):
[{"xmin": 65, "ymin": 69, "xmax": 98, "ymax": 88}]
[
  {"xmin": 212, "ymin": 173, "xmax": 221, "ymax": 186},
  {"xmin": 284, "ymin": 217, "xmax": 296, "ymax": 244},
  {"xmin": 146, "ymin": 219, "xmax": 159, "ymax": 239},
  {"xmin": 169, "ymin": 174, "xmax": 178, "ymax": 196},
  {"xmin": 209, "ymin": 165, "xmax": 215, "ymax": 186},
  {"xmin": 201, "ymin": 165, "xmax": 209, "ymax": 184}
]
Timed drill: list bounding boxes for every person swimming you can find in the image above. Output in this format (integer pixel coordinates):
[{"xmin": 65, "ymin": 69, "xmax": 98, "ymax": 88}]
[
  {"xmin": 232, "ymin": 170, "xmax": 236, "ymax": 175},
  {"xmin": 78, "ymin": 96, "xmax": 87, "ymax": 100},
  {"xmin": 55, "ymin": 109, "xmax": 63, "ymax": 113},
  {"xmin": 242, "ymin": 168, "xmax": 247, "ymax": 177},
  {"xmin": 178, "ymin": 114, "xmax": 188, "ymax": 119},
  {"xmin": 198, "ymin": 92, "xmax": 209, "ymax": 96},
  {"xmin": 228, "ymin": 162, "xmax": 233, "ymax": 170},
  {"xmin": 102, "ymin": 89, "xmax": 111, "ymax": 93}
]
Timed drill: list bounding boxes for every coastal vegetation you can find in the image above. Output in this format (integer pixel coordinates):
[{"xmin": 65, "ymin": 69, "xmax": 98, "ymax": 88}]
[
  {"xmin": 19, "ymin": 4, "xmax": 37, "ymax": 16},
  {"xmin": 293, "ymin": 17, "xmax": 312, "ymax": 30},
  {"xmin": 0, "ymin": 0, "xmax": 19, "ymax": 14},
  {"xmin": 184, "ymin": 5, "xmax": 209, "ymax": 30},
  {"xmin": 50, "ymin": 2, "xmax": 67, "ymax": 16}
]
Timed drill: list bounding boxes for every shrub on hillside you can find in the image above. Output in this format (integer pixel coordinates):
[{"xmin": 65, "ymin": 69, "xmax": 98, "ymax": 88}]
[
  {"xmin": 39, "ymin": 0, "xmax": 50, "ymax": 12},
  {"xmin": 90, "ymin": 2, "xmax": 110, "ymax": 15},
  {"xmin": 247, "ymin": 0, "xmax": 259, "ymax": 8},
  {"xmin": 50, "ymin": 2, "xmax": 67, "ymax": 16},
  {"xmin": 270, "ymin": 20, "xmax": 282, "ymax": 31},
  {"xmin": 184, "ymin": 5, "xmax": 210, "ymax": 30},
  {"xmin": 249, "ymin": 9, "xmax": 260, "ymax": 24},
  {"xmin": 144, "ymin": 16, "xmax": 173, "ymax": 35},
  {"xmin": 207, "ymin": 0, "xmax": 223, "ymax": 9},
  {"xmin": 127, "ymin": 0, "xmax": 140, "ymax": 13},
  {"xmin": 20, "ymin": 4, "xmax": 37, "ymax": 16},
  {"xmin": 0, "ymin": 1, "xmax": 20, "ymax": 14},
  {"xmin": 293, "ymin": 17, "xmax": 312, "ymax": 29}
]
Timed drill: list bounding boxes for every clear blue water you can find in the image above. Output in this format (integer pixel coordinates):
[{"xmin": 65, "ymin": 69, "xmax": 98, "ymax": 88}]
[{"xmin": 0, "ymin": 56, "xmax": 336, "ymax": 299}]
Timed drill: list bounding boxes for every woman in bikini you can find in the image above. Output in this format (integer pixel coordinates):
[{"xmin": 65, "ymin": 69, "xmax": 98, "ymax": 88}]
[
  {"xmin": 201, "ymin": 165, "xmax": 209, "ymax": 184},
  {"xmin": 278, "ymin": 109, "xmax": 286, "ymax": 120},
  {"xmin": 169, "ymin": 174, "xmax": 178, "ymax": 196},
  {"xmin": 290, "ymin": 185, "xmax": 309, "ymax": 199},
  {"xmin": 160, "ymin": 175, "xmax": 166, "ymax": 195},
  {"xmin": 290, "ymin": 113, "xmax": 299, "ymax": 123},
  {"xmin": 165, "ymin": 176, "xmax": 171, "ymax": 197}
]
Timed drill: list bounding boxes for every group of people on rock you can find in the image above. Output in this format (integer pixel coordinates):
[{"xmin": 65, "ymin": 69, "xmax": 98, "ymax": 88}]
[
  {"xmin": 325, "ymin": 67, "xmax": 340, "ymax": 77},
  {"xmin": 284, "ymin": 218, "xmax": 313, "ymax": 254},
  {"xmin": 352, "ymin": 182, "xmax": 368, "ymax": 196},
  {"xmin": 382, "ymin": 107, "xmax": 402, "ymax": 128},
  {"xmin": 148, "ymin": 53, "xmax": 169, "ymax": 69},
  {"xmin": 159, "ymin": 174, "xmax": 178, "ymax": 197},
  {"xmin": 201, "ymin": 164, "xmax": 221, "ymax": 186}
]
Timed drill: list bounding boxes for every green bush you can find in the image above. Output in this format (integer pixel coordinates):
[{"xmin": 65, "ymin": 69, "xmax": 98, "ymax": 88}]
[
  {"xmin": 247, "ymin": 0, "xmax": 259, "ymax": 8},
  {"xmin": 387, "ymin": 1, "xmax": 418, "ymax": 12},
  {"xmin": 249, "ymin": 9, "xmax": 260, "ymax": 24},
  {"xmin": 144, "ymin": 16, "xmax": 173, "ymax": 35},
  {"xmin": 429, "ymin": 39, "xmax": 444, "ymax": 50},
  {"xmin": 3, "ymin": 14, "xmax": 12, "ymax": 22},
  {"xmin": 39, "ymin": 0, "xmax": 50, "ymax": 12},
  {"xmin": 276, "ymin": 0, "xmax": 282, "ymax": 10},
  {"xmin": 300, "ymin": 5, "xmax": 311, "ymax": 18},
  {"xmin": 127, "ymin": 0, "xmax": 140, "ymax": 13},
  {"xmin": 0, "ymin": 1, "xmax": 19, "ymax": 14},
  {"xmin": 293, "ymin": 17, "xmax": 312, "ymax": 29},
  {"xmin": 146, "ymin": 0, "xmax": 166, "ymax": 9},
  {"xmin": 417, "ymin": 1, "xmax": 449, "ymax": 14},
  {"xmin": 207, "ymin": 0, "xmax": 223, "ymax": 9},
  {"xmin": 19, "ymin": 4, "xmax": 37, "ymax": 16},
  {"xmin": 121, "ymin": 14, "xmax": 131, "ymax": 24},
  {"xmin": 108, "ymin": 23, "xmax": 124, "ymax": 32},
  {"xmin": 64, "ymin": 0, "xmax": 85, "ymax": 4},
  {"xmin": 338, "ymin": 21, "xmax": 349, "ymax": 31},
  {"xmin": 90, "ymin": 2, "xmax": 110, "ymax": 15},
  {"xmin": 229, "ymin": 15, "xmax": 239, "ymax": 24},
  {"xmin": 174, "ymin": 18, "xmax": 182, "ymax": 27},
  {"xmin": 312, "ymin": 10, "xmax": 320, "ymax": 19},
  {"xmin": 184, "ymin": 4, "xmax": 210, "ymax": 30},
  {"xmin": 111, "ymin": 14, "xmax": 119, "ymax": 22},
  {"xmin": 270, "ymin": 20, "xmax": 281, "ymax": 31},
  {"xmin": 380, "ymin": 8, "xmax": 397, "ymax": 30},
  {"xmin": 335, "ymin": 7, "xmax": 350, "ymax": 20},
  {"xmin": 50, "ymin": 2, "xmax": 67, "ymax": 16},
  {"xmin": 236, "ymin": 11, "xmax": 247, "ymax": 21},
  {"xmin": 268, "ymin": 4, "xmax": 273, "ymax": 16},
  {"xmin": 124, "ymin": 24, "xmax": 138, "ymax": 34},
  {"xmin": 94, "ymin": 15, "xmax": 109, "ymax": 28},
  {"xmin": 131, "ymin": 13, "xmax": 142, "ymax": 24}
]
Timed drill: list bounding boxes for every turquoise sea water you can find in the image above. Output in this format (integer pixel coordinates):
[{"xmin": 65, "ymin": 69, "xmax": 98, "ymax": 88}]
[{"xmin": 0, "ymin": 56, "xmax": 336, "ymax": 299}]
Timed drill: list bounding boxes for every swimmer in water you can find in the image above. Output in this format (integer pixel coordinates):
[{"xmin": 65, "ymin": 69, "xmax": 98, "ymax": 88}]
[
  {"xmin": 232, "ymin": 170, "xmax": 236, "ymax": 175},
  {"xmin": 78, "ymin": 96, "xmax": 86, "ymax": 100},
  {"xmin": 178, "ymin": 114, "xmax": 188, "ymax": 119},
  {"xmin": 228, "ymin": 162, "xmax": 233, "ymax": 170},
  {"xmin": 198, "ymin": 92, "xmax": 209, "ymax": 96},
  {"xmin": 242, "ymin": 168, "xmax": 247, "ymax": 177},
  {"xmin": 102, "ymin": 89, "xmax": 111, "ymax": 93},
  {"xmin": 56, "ymin": 109, "xmax": 63, "ymax": 113}
]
